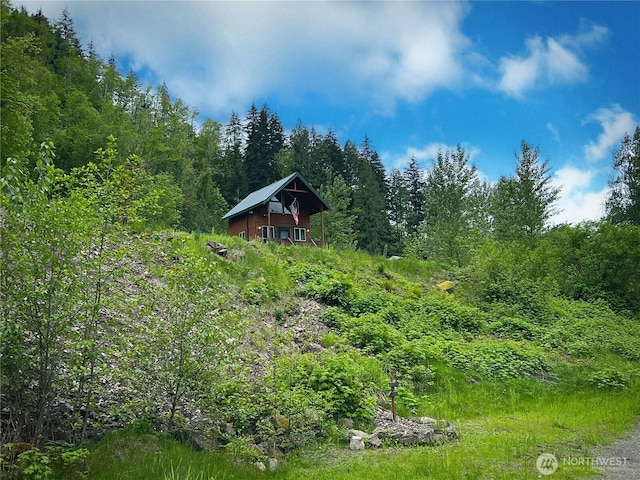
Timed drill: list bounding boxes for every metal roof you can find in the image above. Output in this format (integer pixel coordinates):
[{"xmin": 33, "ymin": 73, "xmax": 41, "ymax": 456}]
[{"xmin": 222, "ymin": 172, "xmax": 329, "ymax": 220}]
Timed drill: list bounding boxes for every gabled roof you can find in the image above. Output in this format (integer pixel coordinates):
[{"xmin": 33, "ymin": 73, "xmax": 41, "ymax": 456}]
[{"xmin": 222, "ymin": 172, "xmax": 330, "ymax": 220}]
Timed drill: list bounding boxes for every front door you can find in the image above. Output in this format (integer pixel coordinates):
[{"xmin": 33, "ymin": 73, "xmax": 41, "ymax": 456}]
[{"xmin": 278, "ymin": 227, "xmax": 290, "ymax": 242}]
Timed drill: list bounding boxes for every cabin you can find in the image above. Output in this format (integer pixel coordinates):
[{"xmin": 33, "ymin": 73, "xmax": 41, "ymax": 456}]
[{"xmin": 222, "ymin": 172, "xmax": 330, "ymax": 246}]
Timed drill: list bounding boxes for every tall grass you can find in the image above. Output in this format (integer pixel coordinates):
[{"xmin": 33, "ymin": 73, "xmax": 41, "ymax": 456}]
[{"xmin": 75, "ymin": 430, "xmax": 269, "ymax": 480}]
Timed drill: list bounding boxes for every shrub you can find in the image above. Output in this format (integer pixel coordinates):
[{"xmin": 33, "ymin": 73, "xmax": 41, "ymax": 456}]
[
  {"xmin": 291, "ymin": 352, "xmax": 387, "ymax": 424},
  {"xmin": 404, "ymin": 292, "xmax": 486, "ymax": 335},
  {"xmin": 296, "ymin": 265, "xmax": 353, "ymax": 307},
  {"xmin": 321, "ymin": 307, "xmax": 351, "ymax": 329},
  {"xmin": 588, "ymin": 368, "xmax": 628, "ymax": 390},
  {"xmin": 487, "ymin": 316, "xmax": 540, "ymax": 341},
  {"xmin": 384, "ymin": 341, "xmax": 435, "ymax": 392},
  {"xmin": 348, "ymin": 286, "xmax": 392, "ymax": 316},
  {"xmin": 345, "ymin": 314, "xmax": 405, "ymax": 354},
  {"xmin": 442, "ymin": 340, "xmax": 551, "ymax": 380},
  {"xmin": 319, "ymin": 332, "xmax": 343, "ymax": 348},
  {"xmin": 241, "ymin": 278, "xmax": 276, "ymax": 304}
]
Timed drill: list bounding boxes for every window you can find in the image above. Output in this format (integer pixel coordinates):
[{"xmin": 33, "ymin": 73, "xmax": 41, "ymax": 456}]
[
  {"xmin": 269, "ymin": 197, "xmax": 291, "ymax": 214},
  {"xmin": 294, "ymin": 227, "xmax": 307, "ymax": 242},
  {"xmin": 239, "ymin": 231, "xmax": 246, "ymax": 239},
  {"xmin": 260, "ymin": 225, "xmax": 275, "ymax": 240}
]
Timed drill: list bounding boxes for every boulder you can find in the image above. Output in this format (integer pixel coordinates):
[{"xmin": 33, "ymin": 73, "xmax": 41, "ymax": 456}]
[
  {"xmin": 368, "ymin": 433, "xmax": 383, "ymax": 448},
  {"xmin": 303, "ymin": 342, "xmax": 325, "ymax": 354},
  {"xmin": 349, "ymin": 436, "xmax": 365, "ymax": 451},
  {"xmin": 348, "ymin": 429, "xmax": 371, "ymax": 439},
  {"xmin": 206, "ymin": 241, "xmax": 227, "ymax": 257}
]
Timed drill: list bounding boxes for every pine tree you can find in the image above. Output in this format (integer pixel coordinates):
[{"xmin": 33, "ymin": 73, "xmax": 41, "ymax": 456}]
[
  {"xmin": 403, "ymin": 156, "xmax": 426, "ymax": 234},
  {"xmin": 222, "ymin": 111, "xmax": 247, "ymax": 203},
  {"xmin": 491, "ymin": 141, "xmax": 560, "ymax": 245},
  {"xmin": 289, "ymin": 121, "xmax": 312, "ymax": 179},
  {"xmin": 245, "ymin": 104, "xmax": 283, "ymax": 192},
  {"xmin": 606, "ymin": 126, "xmax": 640, "ymax": 225},
  {"xmin": 320, "ymin": 130, "xmax": 348, "ymax": 185},
  {"xmin": 352, "ymin": 137, "xmax": 392, "ymax": 255},
  {"xmin": 387, "ymin": 168, "xmax": 410, "ymax": 248}
]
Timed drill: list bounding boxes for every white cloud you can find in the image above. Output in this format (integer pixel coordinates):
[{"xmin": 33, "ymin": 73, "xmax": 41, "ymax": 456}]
[
  {"xmin": 547, "ymin": 122, "xmax": 560, "ymax": 143},
  {"xmin": 584, "ymin": 105, "xmax": 638, "ymax": 162},
  {"xmin": 498, "ymin": 36, "xmax": 544, "ymax": 97},
  {"xmin": 559, "ymin": 18, "xmax": 608, "ymax": 49},
  {"xmin": 497, "ymin": 22, "xmax": 606, "ymax": 98},
  {"xmin": 550, "ymin": 165, "xmax": 607, "ymax": 224},
  {"xmin": 24, "ymin": 1, "xmax": 471, "ymax": 118},
  {"xmin": 545, "ymin": 38, "xmax": 587, "ymax": 83},
  {"xmin": 383, "ymin": 142, "xmax": 480, "ymax": 172}
]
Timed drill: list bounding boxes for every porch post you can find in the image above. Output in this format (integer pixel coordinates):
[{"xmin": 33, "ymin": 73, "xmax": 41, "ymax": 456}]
[
  {"xmin": 321, "ymin": 205, "xmax": 325, "ymax": 247},
  {"xmin": 267, "ymin": 204, "xmax": 271, "ymax": 243}
]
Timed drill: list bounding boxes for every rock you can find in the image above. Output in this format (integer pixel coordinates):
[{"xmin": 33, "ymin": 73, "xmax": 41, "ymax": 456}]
[
  {"xmin": 370, "ymin": 407, "xmax": 457, "ymax": 446},
  {"xmin": 303, "ymin": 342, "xmax": 325, "ymax": 354},
  {"xmin": 269, "ymin": 413, "xmax": 290, "ymax": 430},
  {"xmin": 220, "ymin": 422, "xmax": 235, "ymax": 435},
  {"xmin": 268, "ymin": 458, "xmax": 279, "ymax": 471},
  {"xmin": 368, "ymin": 433, "xmax": 383, "ymax": 448},
  {"xmin": 255, "ymin": 461, "xmax": 266, "ymax": 471},
  {"xmin": 348, "ymin": 429, "xmax": 371, "ymax": 439},
  {"xmin": 349, "ymin": 436, "xmax": 365, "ymax": 451},
  {"xmin": 340, "ymin": 418, "xmax": 354, "ymax": 429},
  {"xmin": 254, "ymin": 442, "xmax": 269, "ymax": 455},
  {"xmin": 409, "ymin": 416, "xmax": 438, "ymax": 426},
  {"xmin": 389, "ymin": 255, "xmax": 403, "ymax": 260},
  {"xmin": 206, "ymin": 241, "xmax": 227, "ymax": 257},
  {"xmin": 227, "ymin": 249, "xmax": 245, "ymax": 261},
  {"xmin": 437, "ymin": 280, "xmax": 455, "ymax": 292}
]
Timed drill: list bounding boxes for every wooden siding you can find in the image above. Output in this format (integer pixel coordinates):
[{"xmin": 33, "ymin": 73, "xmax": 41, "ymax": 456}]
[{"xmin": 227, "ymin": 204, "xmax": 314, "ymax": 245}]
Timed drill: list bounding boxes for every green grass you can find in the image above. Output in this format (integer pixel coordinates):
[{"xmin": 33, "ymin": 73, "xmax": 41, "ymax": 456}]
[
  {"xmin": 70, "ymin": 376, "xmax": 639, "ymax": 480},
  {"xmin": 271, "ymin": 378, "xmax": 640, "ymax": 480},
  {"xmin": 74, "ymin": 430, "xmax": 271, "ymax": 480}
]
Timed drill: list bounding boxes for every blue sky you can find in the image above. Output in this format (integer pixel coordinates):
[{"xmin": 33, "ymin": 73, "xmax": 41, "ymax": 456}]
[{"xmin": 20, "ymin": 1, "xmax": 640, "ymax": 224}]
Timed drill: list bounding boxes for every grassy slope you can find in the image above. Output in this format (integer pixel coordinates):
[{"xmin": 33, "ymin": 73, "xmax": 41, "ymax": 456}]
[{"xmin": 75, "ymin": 232, "xmax": 640, "ymax": 480}]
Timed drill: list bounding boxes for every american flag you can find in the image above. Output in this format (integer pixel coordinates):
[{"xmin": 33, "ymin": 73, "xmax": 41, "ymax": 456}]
[{"xmin": 289, "ymin": 198, "xmax": 299, "ymax": 225}]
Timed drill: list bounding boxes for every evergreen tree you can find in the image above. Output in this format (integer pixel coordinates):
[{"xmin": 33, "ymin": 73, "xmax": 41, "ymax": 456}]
[
  {"xmin": 353, "ymin": 138, "xmax": 392, "ymax": 255},
  {"xmin": 491, "ymin": 141, "xmax": 560, "ymax": 246},
  {"xmin": 606, "ymin": 126, "xmax": 640, "ymax": 225},
  {"xmin": 403, "ymin": 156, "xmax": 426, "ymax": 234},
  {"xmin": 387, "ymin": 168, "xmax": 410, "ymax": 249},
  {"xmin": 289, "ymin": 121, "xmax": 312, "ymax": 179},
  {"xmin": 342, "ymin": 140, "xmax": 360, "ymax": 188},
  {"xmin": 312, "ymin": 175, "xmax": 356, "ymax": 249},
  {"xmin": 245, "ymin": 103, "xmax": 283, "ymax": 192},
  {"xmin": 307, "ymin": 127, "xmax": 329, "ymax": 187},
  {"xmin": 320, "ymin": 130, "xmax": 347, "ymax": 184},
  {"xmin": 387, "ymin": 168, "xmax": 409, "ymax": 231},
  {"xmin": 222, "ymin": 111, "xmax": 247, "ymax": 203}
]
